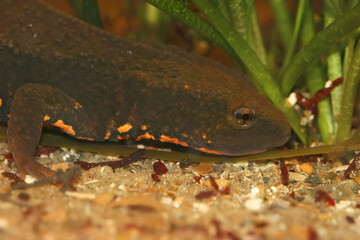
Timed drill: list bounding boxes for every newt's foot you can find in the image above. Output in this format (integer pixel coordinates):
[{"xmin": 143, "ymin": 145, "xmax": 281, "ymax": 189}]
[{"xmin": 14, "ymin": 154, "xmax": 55, "ymax": 179}]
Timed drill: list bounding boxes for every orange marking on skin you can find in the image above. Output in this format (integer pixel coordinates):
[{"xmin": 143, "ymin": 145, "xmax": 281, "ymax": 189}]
[
  {"xmin": 76, "ymin": 136, "xmax": 95, "ymax": 141},
  {"xmin": 184, "ymin": 84, "xmax": 189, "ymax": 89},
  {"xmin": 202, "ymin": 134, "xmax": 207, "ymax": 139},
  {"xmin": 43, "ymin": 115, "xmax": 50, "ymax": 121},
  {"xmin": 74, "ymin": 101, "xmax": 82, "ymax": 109},
  {"xmin": 136, "ymin": 132, "xmax": 155, "ymax": 141},
  {"xmin": 141, "ymin": 125, "xmax": 147, "ymax": 130},
  {"xmin": 53, "ymin": 120, "xmax": 75, "ymax": 135},
  {"xmin": 7, "ymin": 114, "xmax": 10, "ymax": 118},
  {"xmin": 104, "ymin": 131, "xmax": 111, "ymax": 140},
  {"xmin": 159, "ymin": 135, "xmax": 189, "ymax": 147},
  {"xmin": 117, "ymin": 134, "xmax": 130, "ymax": 140},
  {"xmin": 0, "ymin": 98, "xmax": 2, "ymax": 106},
  {"xmin": 117, "ymin": 123, "xmax": 132, "ymax": 133},
  {"xmin": 196, "ymin": 148, "xmax": 223, "ymax": 155}
]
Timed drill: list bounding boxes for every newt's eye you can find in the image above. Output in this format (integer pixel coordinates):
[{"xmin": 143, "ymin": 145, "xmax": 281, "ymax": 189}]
[{"xmin": 233, "ymin": 107, "xmax": 256, "ymax": 129}]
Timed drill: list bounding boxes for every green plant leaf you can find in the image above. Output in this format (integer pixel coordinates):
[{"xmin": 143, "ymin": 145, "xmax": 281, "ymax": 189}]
[
  {"xmin": 300, "ymin": 0, "xmax": 333, "ymax": 143},
  {"xmin": 227, "ymin": 0, "xmax": 247, "ymax": 36},
  {"xmin": 269, "ymin": 0, "xmax": 292, "ymax": 52},
  {"xmin": 281, "ymin": 0, "xmax": 306, "ymax": 72},
  {"xmin": 245, "ymin": 0, "xmax": 267, "ymax": 65},
  {"xmin": 146, "ymin": 0, "xmax": 237, "ymax": 60},
  {"xmin": 210, "ymin": 0, "xmax": 230, "ymax": 21},
  {"xmin": 83, "ymin": 0, "xmax": 103, "ymax": 28},
  {"xmin": 69, "ymin": 0, "xmax": 83, "ymax": 19},
  {"xmin": 226, "ymin": 0, "xmax": 267, "ymax": 65},
  {"xmin": 281, "ymin": 3, "xmax": 360, "ymax": 95},
  {"xmin": 336, "ymin": 40, "xmax": 360, "ymax": 142},
  {"xmin": 324, "ymin": 0, "xmax": 343, "ymax": 135}
]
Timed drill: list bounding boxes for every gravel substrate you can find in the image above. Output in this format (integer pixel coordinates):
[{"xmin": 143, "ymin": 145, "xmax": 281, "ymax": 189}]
[{"xmin": 1, "ymin": 141, "xmax": 360, "ymax": 240}]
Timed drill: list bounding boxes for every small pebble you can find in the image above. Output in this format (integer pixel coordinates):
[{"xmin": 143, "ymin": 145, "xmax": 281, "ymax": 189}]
[
  {"xmin": 94, "ymin": 192, "xmax": 115, "ymax": 205},
  {"xmin": 24, "ymin": 175, "xmax": 37, "ymax": 184},
  {"xmin": 305, "ymin": 176, "xmax": 322, "ymax": 185},
  {"xmin": 204, "ymin": 178, "xmax": 230, "ymax": 189},
  {"xmin": 299, "ymin": 162, "xmax": 314, "ymax": 176},
  {"xmin": 244, "ymin": 198, "xmax": 263, "ymax": 211},
  {"xmin": 18, "ymin": 192, "xmax": 30, "ymax": 201},
  {"xmin": 321, "ymin": 172, "xmax": 338, "ymax": 181},
  {"xmin": 193, "ymin": 163, "xmax": 213, "ymax": 175},
  {"xmin": 289, "ymin": 172, "xmax": 307, "ymax": 181}
]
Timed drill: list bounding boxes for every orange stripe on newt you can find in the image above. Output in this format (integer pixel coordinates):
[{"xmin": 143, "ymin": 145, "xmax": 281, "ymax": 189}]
[
  {"xmin": 104, "ymin": 131, "xmax": 111, "ymax": 140},
  {"xmin": 159, "ymin": 135, "xmax": 189, "ymax": 147},
  {"xmin": 136, "ymin": 132, "xmax": 155, "ymax": 141},
  {"xmin": 117, "ymin": 123, "xmax": 132, "ymax": 133},
  {"xmin": 53, "ymin": 120, "xmax": 75, "ymax": 135},
  {"xmin": 0, "ymin": 98, "xmax": 2, "ymax": 106},
  {"xmin": 117, "ymin": 134, "xmax": 130, "ymax": 140},
  {"xmin": 76, "ymin": 136, "xmax": 95, "ymax": 141},
  {"xmin": 195, "ymin": 147, "xmax": 223, "ymax": 155}
]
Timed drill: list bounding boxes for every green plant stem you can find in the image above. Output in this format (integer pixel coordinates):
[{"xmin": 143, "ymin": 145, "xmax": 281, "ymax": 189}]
[
  {"xmin": 210, "ymin": 0, "xmax": 230, "ymax": 21},
  {"xmin": 246, "ymin": 0, "xmax": 267, "ymax": 65},
  {"xmin": 223, "ymin": 0, "xmax": 267, "ymax": 66},
  {"xmin": 269, "ymin": 0, "xmax": 292, "ymax": 52},
  {"xmin": 228, "ymin": 0, "xmax": 247, "ymax": 36},
  {"xmin": 82, "ymin": 0, "xmax": 103, "ymax": 28},
  {"xmin": 336, "ymin": 40, "xmax": 360, "ymax": 142},
  {"xmin": 69, "ymin": 0, "xmax": 83, "ymax": 19},
  {"xmin": 324, "ymin": 0, "xmax": 343, "ymax": 135},
  {"xmin": 335, "ymin": 36, "xmax": 354, "ymax": 142},
  {"xmin": 281, "ymin": 3, "xmax": 360, "ymax": 95},
  {"xmin": 300, "ymin": 0, "xmax": 333, "ymax": 143},
  {"xmin": 343, "ymin": 37, "xmax": 355, "ymax": 81},
  {"xmin": 191, "ymin": 0, "xmax": 307, "ymax": 144},
  {"xmin": 281, "ymin": 0, "xmax": 306, "ymax": 70},
  {"xmin": 137, "ymin": 4, "xmax": 170, "ymax": 42},
  {"xmin": 146, "ymin": 0, "xmax": 236, "ymax": 60},
  {"xmin": 325, "ymin": 0, "xmax": 343, "ymax": 16}
]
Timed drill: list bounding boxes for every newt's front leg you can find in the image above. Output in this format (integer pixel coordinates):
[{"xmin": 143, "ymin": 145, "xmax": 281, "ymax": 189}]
[{"xmin": 7, "ymin": 83, "xmax": 94, "ymax": 179}]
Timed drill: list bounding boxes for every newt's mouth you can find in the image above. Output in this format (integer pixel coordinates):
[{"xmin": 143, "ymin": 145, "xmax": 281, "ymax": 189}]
[
  {"xmin": 199, "ymin": 132, "xmax": 291, "ymax": 156},
  {"xmin": 199, "ymin": 143, "xmax": 267, "ymax": 156}
]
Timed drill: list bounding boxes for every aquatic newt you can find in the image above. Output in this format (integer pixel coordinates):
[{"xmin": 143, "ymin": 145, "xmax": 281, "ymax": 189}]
[{"xmin": 0, "ymin": 0, "xmax": 290, "ymax": 179}]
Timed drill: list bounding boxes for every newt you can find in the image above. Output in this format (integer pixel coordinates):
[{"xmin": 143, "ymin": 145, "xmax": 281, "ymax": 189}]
[{"xmin": 0, "ymin": 0, "xmax": 290, "ymax": 179}]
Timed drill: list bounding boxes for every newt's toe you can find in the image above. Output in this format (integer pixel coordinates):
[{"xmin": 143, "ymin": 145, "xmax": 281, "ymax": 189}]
[
  {"xmin": 23, "ymin": 161, "xmax": 55, "ymax": 179},
  {"xmin": 14, "ymin": 154, "xmax": 55, "ymax": 180}
]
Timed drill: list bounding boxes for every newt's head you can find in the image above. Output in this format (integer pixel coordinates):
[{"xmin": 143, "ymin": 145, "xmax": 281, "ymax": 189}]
[
  {"xmin": 197, "ymin": 88, "xmax": 291, "ymax": 156},
  {"xmin": 133, "ymin": 46, "xmax": 291, "ymax": 156},
  {"xmin": 188, "ymin": 71, "xmax": 291, "ymax": 156},
  {"xmin": 188, "ymin": 70, "xmax": 291, "ymax": 156}
]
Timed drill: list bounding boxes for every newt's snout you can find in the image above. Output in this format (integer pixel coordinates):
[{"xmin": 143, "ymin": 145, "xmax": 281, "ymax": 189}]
[{"xmin": 208, "ymin": 107, "xmax": 291, "ymax": 156}]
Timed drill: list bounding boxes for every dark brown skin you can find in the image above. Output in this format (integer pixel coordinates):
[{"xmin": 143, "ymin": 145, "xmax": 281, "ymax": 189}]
[{"xmin": 0, "ymin": 0, "xmax": 290, "ymax": 179}]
